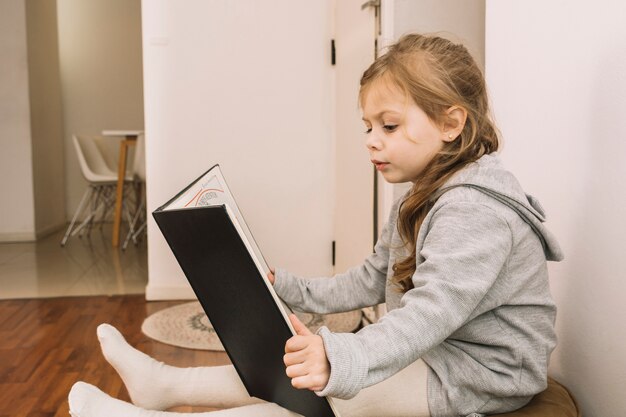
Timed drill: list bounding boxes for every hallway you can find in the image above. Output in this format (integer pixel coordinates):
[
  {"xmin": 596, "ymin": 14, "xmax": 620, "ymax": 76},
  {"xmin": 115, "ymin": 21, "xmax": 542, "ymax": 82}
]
[{"xmin": 0, "ymin": 226, "xmax": 147, "ymax": 300}]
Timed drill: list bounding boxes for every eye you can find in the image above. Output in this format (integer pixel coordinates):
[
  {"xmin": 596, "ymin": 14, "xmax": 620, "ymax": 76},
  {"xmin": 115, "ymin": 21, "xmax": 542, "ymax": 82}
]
[
  {"xmin": 364, "ymin": 126, "xmax": 372, "ymax": 134},
  {"xmin": 383, "ymin": 124, "xmax": 398, "ymax": 132}
]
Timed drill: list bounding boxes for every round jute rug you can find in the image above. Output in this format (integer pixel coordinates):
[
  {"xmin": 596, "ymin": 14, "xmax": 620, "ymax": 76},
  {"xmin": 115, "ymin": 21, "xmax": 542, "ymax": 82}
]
[{"xmin": 142, "ymin": 301, "xmax": 363, "ymax": 351}]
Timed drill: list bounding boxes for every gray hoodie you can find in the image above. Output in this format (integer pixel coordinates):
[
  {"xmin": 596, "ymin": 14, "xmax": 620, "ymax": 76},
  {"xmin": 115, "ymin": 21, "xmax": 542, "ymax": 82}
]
[{"xmin": 274, "ymin": 154, "xmax": 563, "ymax": 417}]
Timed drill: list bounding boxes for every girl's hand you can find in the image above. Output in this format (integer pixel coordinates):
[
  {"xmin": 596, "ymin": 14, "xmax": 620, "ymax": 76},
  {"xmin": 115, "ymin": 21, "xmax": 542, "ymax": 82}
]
[
  {"xmin": 267, "ymin": 268, "xmax": 275, "ymax": 285},
  {"xmin": 283, "ymin": 314, "xmax": 330, "ymax": 392}
]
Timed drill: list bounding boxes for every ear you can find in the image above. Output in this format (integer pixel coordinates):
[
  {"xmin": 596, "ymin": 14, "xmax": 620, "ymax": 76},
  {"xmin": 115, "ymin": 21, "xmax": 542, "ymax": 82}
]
[{"xmin": 442, "ymin": 106, "xmax": 467, "ymax": 142}]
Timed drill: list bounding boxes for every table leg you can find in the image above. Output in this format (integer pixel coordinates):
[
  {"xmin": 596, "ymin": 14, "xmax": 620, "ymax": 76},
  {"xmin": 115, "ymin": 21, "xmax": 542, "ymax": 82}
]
[{"xmin": 112, "ymin": 138, "xmax": 136, "ymax": 247}]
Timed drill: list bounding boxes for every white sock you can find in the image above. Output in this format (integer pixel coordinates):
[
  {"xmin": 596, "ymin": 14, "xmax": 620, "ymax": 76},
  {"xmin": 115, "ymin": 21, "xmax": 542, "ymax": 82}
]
[
  {"xmin": 68, "ymin": 382, "xmax": 301, "ymax": 417},
  {"xmin": 96, "ymin": 323, "xmax": 261, "ymax": 410}
]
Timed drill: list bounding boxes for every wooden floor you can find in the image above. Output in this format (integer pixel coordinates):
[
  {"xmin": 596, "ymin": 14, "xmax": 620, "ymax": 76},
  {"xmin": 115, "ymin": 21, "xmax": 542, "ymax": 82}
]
[{"xmin": 0, "ymin": 295, "xmax": 231, "ymax": 417}]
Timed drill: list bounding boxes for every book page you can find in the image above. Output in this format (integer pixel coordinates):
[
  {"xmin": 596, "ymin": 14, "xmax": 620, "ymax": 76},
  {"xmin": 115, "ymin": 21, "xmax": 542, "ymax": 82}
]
[
  {"xmin": 166, "ymin": 170, "xmax": 227, "ymax": 210},
  {"xmin": 225, "ymin": 205, "xmax": 295, "ymax": 335},
  {"xmin": 163, "ymin": 166, "xmax": 270, "ymax": 276}
]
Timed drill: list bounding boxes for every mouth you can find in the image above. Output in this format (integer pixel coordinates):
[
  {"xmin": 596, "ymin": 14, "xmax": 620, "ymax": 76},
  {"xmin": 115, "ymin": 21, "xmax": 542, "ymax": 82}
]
[{"xmin": 371, "ymin": 160, "xmax": 389, "ymax": 171}]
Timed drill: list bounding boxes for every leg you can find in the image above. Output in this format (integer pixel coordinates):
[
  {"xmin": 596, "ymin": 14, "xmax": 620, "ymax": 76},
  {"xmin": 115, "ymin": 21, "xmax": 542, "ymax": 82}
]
[
  {"xmin": 97, "ymin": 324, "xmax": 261, "ymax": 410},
  {"xmin": 69, "ymin": 382, "xmax": 302, "ymax": 417},
  {"xmin": 332, "ymin": 359, "xmax": 431, "ymax": 417},
  {"xmin": 99, "ymin": 323, "xmax": 430, "ymax": 416}
]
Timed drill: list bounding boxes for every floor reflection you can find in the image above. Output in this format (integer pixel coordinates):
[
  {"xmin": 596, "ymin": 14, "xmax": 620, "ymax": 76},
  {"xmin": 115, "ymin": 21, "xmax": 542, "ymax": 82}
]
[{"xmin": 0, "ymin": 224, "xmax": 147, "ymax": 299}]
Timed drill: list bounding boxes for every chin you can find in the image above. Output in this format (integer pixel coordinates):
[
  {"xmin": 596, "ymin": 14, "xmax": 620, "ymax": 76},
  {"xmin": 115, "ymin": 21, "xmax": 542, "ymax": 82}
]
[
  {"xmin": 381, "ymin": 174, "xmax": 405, "ymax": 184},
  {"xmin": 380, "ymin": 169, "xmax": 416, "ymax": 184}
]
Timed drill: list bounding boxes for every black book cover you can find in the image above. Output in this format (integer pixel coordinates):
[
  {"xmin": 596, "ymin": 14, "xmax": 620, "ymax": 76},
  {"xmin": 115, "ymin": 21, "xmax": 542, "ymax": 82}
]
[{"xmin": 153, "ymin": 198, "xmax": 337, "ymax": 417}]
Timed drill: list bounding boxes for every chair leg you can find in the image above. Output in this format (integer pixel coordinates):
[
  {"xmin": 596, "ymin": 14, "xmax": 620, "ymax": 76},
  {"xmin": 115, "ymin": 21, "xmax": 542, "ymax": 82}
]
[
  {"xmin": 121, "ymin": 225, "xmax": 134, "ymax": 251},
  {"xmin": 104, "ymin": 185, "xmax": 117, "ymax": 220},
  {"xmin": 82, "ymin": 186, "xmax": 103, "ymax": 237},
  {"xmin": 61, "ymin": 186, "xmax": 93, "ymax": 246},
  {"xmin": 96, "ymin": 185, "xmax": 113, "ymax": 230},
  {"xmin": 72, "ymin": 185, "xmax": 109, "ymax": 239},
  {"xmin": 96, "ymin": 185, "xmax": 115, "ymax": 225},
  {"xmin": 132, "ymin": 221, "xmax": 146, "ymax": 240},
  {"xmin": 122, "ymin": 220, "xmax": 146, "ymax": 250},
  {"xmin": 122, "ymin": 199, "xmax": 145, "ymax": 251}
]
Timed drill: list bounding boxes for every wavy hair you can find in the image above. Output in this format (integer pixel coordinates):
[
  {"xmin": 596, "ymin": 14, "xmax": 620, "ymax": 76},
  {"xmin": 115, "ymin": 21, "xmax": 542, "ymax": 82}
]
[{"xmin": 360, "ymin": 34, "xmax": 500, "ymax": 292}]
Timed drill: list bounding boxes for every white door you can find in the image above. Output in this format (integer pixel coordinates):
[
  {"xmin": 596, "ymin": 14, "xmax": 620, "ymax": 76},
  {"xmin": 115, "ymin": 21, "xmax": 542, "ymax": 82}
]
[
  {"xmin": 333, "ymin": 0, "xmax": 377, "ymax": 273},
  {"xmin": 143, "ymin": 0, "xmax": 375, "ymax": 299}
]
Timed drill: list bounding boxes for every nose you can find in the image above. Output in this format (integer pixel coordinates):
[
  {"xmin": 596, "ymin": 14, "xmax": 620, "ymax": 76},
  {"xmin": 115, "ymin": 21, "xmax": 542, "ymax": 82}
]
[{"xmin": 365, "ymin": 130, "xmax": 383, "ymax": 151}]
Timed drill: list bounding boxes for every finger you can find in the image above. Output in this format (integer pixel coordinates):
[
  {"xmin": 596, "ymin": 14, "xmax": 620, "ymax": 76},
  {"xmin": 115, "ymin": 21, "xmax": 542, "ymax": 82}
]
[
  {"xmin": 285, "ymin": 335, "xmax": 309, "ymax": 353},
  {"xmin": 283, "ymin": 350, "xmax": 306, "ymax": 366},
  {"xmin": 290, "ymin": 375, "xmax": 326, "ymax": 392},
  {"xmin": 289, "ymin": 314, "xmax": 312, "ymax": 336},
  {"xmin": 285, "ymin": 363, "xmax": 307, "ymax": 378},
  {"xmin": 290, "ymin": 375, "xmax": 313, "ymax": 390},
  {"xmin": 267, "ymin": 271, "xmax": 275, "ymax": 285}
]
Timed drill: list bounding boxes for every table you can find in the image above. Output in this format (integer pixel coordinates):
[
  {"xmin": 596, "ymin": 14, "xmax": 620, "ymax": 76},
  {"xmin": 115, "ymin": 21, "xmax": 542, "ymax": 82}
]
[{"xmin": 102, "ymin": 130, "xmax": 143, "ymax": 247}]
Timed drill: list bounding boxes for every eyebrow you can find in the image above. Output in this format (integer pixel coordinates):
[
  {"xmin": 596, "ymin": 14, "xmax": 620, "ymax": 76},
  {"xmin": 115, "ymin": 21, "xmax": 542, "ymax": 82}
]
[{"xmin": 362, "ymin": 110, "xmax": 402, "ymax": 121}]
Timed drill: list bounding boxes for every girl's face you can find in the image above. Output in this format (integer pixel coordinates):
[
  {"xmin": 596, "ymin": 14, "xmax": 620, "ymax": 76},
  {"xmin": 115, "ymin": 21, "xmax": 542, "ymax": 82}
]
[{"xmin": 361, "ymin": 82, "xmax": 446, "ymax": 184}]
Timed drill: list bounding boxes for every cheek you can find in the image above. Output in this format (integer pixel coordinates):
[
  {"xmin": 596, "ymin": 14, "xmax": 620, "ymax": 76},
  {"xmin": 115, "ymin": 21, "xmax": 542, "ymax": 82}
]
[
  {"xmin": 410, "ymin": 128, "xmax": 445, "ymax": 157},
  {"xmin": 412, "ymin": 127, "xmax": 439, "ymax": 145}
]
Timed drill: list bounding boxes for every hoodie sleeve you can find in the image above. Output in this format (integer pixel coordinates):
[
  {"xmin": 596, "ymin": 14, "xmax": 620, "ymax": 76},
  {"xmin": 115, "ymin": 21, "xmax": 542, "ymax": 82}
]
[
  {"xmin": 272, "ymin": 201, "xmax": 400, "ymax": 314},
  {"xmin": 315, "ymin": 201, "xmax": 513, "ymax": 399}
]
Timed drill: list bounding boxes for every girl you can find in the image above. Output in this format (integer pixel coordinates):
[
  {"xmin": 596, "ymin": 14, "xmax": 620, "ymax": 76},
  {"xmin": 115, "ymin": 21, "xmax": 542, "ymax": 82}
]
[{"xmin": 68, "ymin": 33, "xmax": 563, "ymax": 417}]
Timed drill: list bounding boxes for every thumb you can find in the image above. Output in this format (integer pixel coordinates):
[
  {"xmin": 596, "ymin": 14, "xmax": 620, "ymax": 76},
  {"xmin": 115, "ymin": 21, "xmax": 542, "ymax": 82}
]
[{"xmin": 289, "ymin": 314, "xmax": 312, "ymax": 336}]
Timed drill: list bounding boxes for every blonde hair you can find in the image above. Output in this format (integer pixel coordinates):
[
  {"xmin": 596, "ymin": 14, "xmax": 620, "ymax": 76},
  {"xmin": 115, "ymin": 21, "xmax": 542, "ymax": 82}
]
[{"xmin": 360, "ymin": 33, "xmax": 500, "ymax": 292}]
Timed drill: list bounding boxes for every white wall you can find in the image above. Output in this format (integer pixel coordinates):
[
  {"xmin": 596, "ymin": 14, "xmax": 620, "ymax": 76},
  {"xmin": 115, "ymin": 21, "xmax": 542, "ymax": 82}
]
[
  {"xmin": 0, "ymin": 0, "xmax": 36, "ymax": 241},
  {"xmin": 57, "ymin": 0, "xmax": 144, "ymax": 219},
  {"xmin": 25, "ymin": 0, "xmax": 66, "ymax": 237},
  {"xmin": 486, "ymin": 2, "xmax": 626, "ymax": 416},
  {"xmin": 333, "ymin": 0, "xmax": 376, "ymax": 273},
  {"xmin": 142, "ymin": 0, "xmax": 335, "ymax": 299},
  {"xmin": 379, "ymin": 0, "xmax": 485, "ymax": 225},
  {"xmin": 392, "ymin": 0, "xmax": 485, "ymax": 68}
]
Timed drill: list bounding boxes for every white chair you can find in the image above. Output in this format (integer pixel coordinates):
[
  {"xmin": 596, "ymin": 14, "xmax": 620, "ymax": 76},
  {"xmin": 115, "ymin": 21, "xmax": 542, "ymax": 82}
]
[
  {"xmin": 122, "ymin": 133, "xmax": 147, "ymax": 250},
  {"xmin": 61, "ymin": 135, "xmax": 132, "ymax": 246}
]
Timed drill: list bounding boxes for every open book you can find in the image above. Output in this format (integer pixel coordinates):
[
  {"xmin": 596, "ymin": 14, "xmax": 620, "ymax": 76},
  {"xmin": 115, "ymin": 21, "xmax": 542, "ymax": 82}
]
[
  {"xmin": 162, "ymin": 165, "xmax": 269, "ymax": 273},
  {"xmin": 152, "ymin": 165, "xmax": 339, "ymax": 417}
]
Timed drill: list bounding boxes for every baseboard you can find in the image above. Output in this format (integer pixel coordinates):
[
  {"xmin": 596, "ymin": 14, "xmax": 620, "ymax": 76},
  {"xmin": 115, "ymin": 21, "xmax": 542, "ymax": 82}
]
[
  {"xmin": 0, "ymin": 231, "xmax": 37, "ymax": 243},
  {"xmin": 36, "ymin": 221, "xmax": 66, "ymax": 240},
  {"xmin": 145, "ymin": 283, "xmax": 197, "ymax": 301},
  {"xmin": 1, "ymin": 222, "xmax": 71, "ymax": 242}
]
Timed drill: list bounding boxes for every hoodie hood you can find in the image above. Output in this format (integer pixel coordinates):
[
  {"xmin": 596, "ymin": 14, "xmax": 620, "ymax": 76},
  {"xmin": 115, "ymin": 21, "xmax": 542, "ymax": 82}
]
[{"xmin": 434, "ymin": 154, "xmax": 564, "ymax": 262}]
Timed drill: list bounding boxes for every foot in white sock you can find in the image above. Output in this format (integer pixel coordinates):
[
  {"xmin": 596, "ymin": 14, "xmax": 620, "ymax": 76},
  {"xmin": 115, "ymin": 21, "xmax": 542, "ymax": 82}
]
[
  {"xmin": 97, "ymin": 323, "xmax": 174, "ymax": 410},
  {"xmin": 97, "ymin": 323, "xmax": 260, "ymax": 410},
  {"xmin": 69, "ymin": 381, "xmax": 156, "ymax": 417},
  {"xmin": 68, "ymin": 381, "xmax": 302, "ymax": 417}
]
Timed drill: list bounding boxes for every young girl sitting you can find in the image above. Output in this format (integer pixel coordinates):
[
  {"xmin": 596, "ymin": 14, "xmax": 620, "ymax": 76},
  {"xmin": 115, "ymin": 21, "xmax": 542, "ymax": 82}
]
[{"xmin": 68, "ymin": 33, "xmax": 563, "ymax": 417}]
